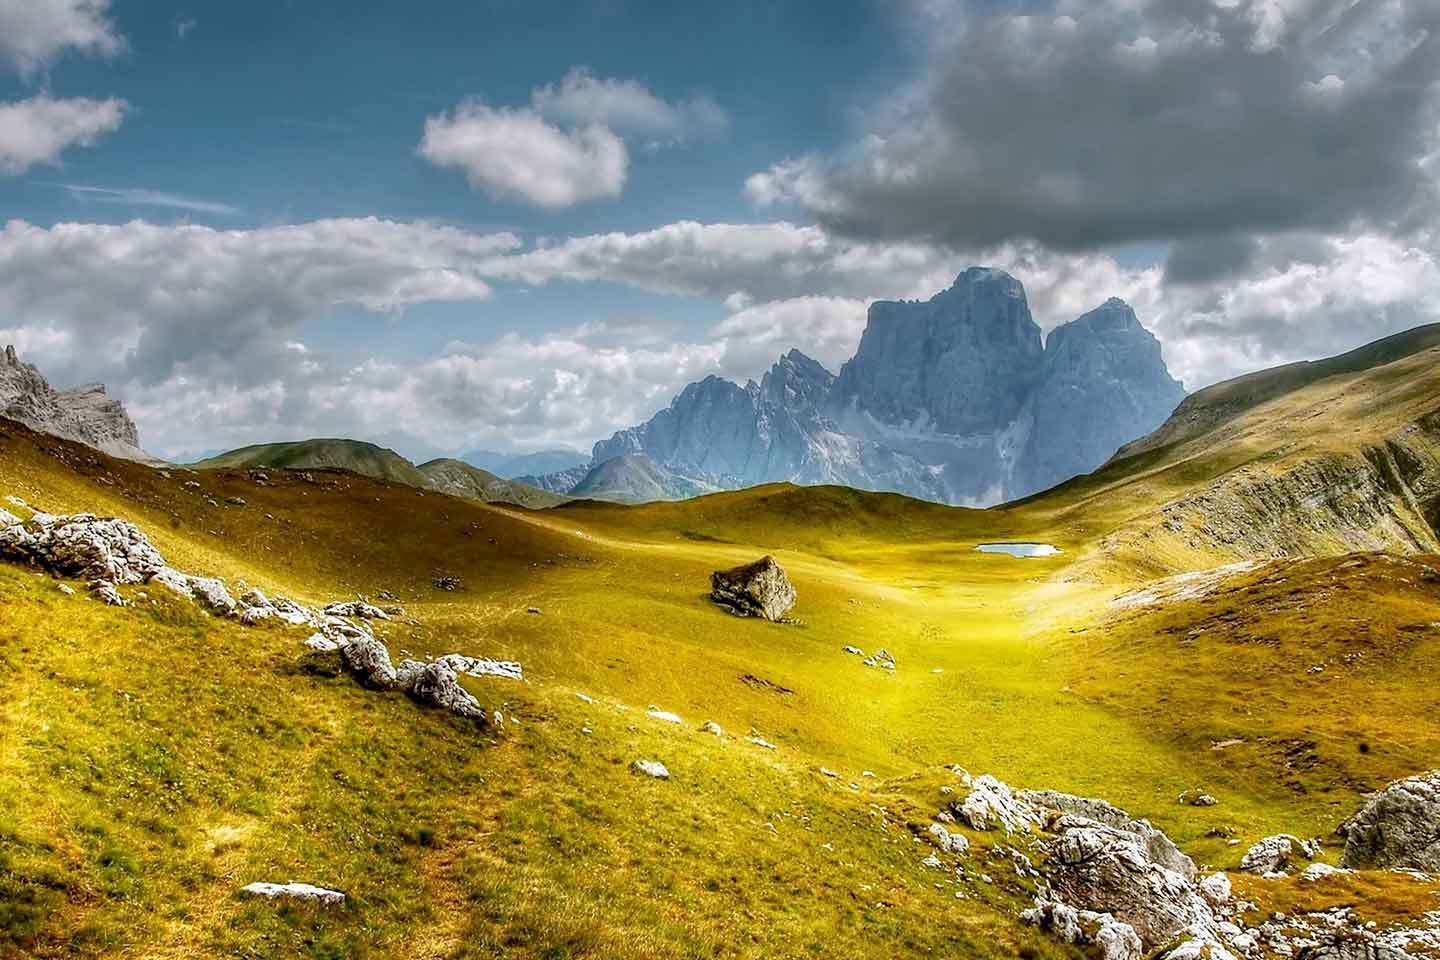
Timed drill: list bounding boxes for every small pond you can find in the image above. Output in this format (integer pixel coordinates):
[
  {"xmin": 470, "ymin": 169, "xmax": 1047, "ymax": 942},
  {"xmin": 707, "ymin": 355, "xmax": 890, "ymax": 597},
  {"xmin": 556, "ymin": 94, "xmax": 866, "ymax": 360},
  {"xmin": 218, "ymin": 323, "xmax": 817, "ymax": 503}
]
[{"xmin": 974, "ymin": 542, "xmax": 1062, "ymax": 558}]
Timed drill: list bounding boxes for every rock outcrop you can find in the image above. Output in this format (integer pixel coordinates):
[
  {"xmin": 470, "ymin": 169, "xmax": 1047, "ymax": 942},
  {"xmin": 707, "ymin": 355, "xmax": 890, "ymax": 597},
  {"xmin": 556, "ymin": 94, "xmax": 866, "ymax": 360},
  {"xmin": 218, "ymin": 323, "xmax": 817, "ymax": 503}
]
[
  {"xmin": 0, "ymin": 345, "xmax": 150, "ymax": 461},
  {"xmin": 573, "ymin": 269, "xmax": 1184, "ymax": 506},
  {"xmin": 710, "ymin": 555, "xmax": 796, "ymax": 621},
  {"xmin": 1338, "ymin": 771, "xmax": 1440, "ymax": 870}
]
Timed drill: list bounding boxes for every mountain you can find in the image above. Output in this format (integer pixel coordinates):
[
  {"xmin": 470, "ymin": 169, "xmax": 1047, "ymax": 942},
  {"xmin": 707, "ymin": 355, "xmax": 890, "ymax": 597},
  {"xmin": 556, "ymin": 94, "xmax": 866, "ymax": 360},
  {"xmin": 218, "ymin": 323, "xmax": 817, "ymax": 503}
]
[
  {"xmin": 1018, "ymin": 298, "xmax": 1186, "ymax": 494},
  {"xmin": 416, "ymin": 458, "xmax": 567, "ymax": 509},
  {"xmin": 565, "ymin": 453, "xmax": 718, "ymax": 503},
  {"xmin": 575, "ymin": 268, "xmax": 1185, "ymax": 506},
  {"xmin": 515, "ymin": 463, "xmax": 591, "ymax": 495},
  {"xmin": 459, "ymin": 448, "xmax": 589, "ymax": 478},
  {"xmin": 0, "ymin": 345, "xmax": 151, "ymax": 462},
  {"xmin": 195, "ymin": 439, "xmax": 431, "ymax": 486},
  {"xmin": 195, "ymin": 440, "xmax": 563, "ymax": 508}
]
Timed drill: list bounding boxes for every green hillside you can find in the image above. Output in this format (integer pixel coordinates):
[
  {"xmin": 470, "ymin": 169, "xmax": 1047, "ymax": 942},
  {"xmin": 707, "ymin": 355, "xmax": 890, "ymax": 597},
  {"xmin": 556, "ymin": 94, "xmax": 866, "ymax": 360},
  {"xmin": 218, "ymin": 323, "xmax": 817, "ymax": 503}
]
[
  {"xmin": 2, "ymin": 325, "xmax": 1440, "ymax": 958},
  {"xmin": 194, "ymin": 440, "xmax": 562, "ymax": 509}
]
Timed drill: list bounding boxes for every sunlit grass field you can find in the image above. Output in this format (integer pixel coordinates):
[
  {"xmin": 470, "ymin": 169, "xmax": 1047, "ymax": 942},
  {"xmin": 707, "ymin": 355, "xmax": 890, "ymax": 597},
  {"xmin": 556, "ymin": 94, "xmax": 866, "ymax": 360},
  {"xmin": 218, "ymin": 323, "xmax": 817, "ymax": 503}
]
[{"xmin": 3, "ymin": 333, "xmax": 1440, "ymax": 958}]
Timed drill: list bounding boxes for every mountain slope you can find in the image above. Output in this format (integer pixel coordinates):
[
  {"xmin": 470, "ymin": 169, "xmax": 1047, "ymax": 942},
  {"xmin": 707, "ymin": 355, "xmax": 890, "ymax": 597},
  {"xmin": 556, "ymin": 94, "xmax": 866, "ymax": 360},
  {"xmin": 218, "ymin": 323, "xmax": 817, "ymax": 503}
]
[{"xmin": 417, "ymin": 458, "xmax": 567, "ymax": 508}]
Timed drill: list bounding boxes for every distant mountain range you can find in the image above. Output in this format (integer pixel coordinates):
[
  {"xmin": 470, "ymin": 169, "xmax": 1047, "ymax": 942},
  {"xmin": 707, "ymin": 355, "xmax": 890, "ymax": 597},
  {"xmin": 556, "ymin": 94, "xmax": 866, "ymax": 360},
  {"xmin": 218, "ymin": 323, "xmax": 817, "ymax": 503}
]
[
  {"xmin": 0, "ymin": 267, "xmax": 1188, "ymax": 507},
  {"xmin": 193, "ymin": 440, "xmax": 566, "ymax": 509},
  {"xmin": 458, "ymin": 448, "xmax": 590, "ymax": 479},
  {"xmin": 529, "ymin": 268, "xmax": 1187, "ymax": 505}
]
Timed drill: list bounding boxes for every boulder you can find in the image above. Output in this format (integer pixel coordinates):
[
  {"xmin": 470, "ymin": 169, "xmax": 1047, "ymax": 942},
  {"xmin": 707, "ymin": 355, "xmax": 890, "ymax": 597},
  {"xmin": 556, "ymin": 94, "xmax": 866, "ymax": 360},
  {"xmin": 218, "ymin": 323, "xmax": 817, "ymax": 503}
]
[
  {"xmin": 1021, "ymin": 789, "xmax": 1196, "ymax": 881},
  {"xmin": 88, "ymin": 580, "xmax": 127, "ymax": 606},
  {"xmin": 954, "ymin": 774, "xmax": 1041, "ymax": 833},
  {"xmin": 1043, "ymin": 812, "xmax": 1217, "ymax": 947},
  {"xmin": 324, "ymin": 600, "xmax": 391, "ymax": 621},
  {"xmin": 1338, "ymin": 770, "xmax": 1440, "ymax": 870},
  {"xmin": 1240, "ymin": 834, "xmax": 1319, "ymax": 875},
  {"xmin": 710, "ymin": 555, "xmax": 796, "ymax": 621},
  {"xmin": 398, "ymin": 660, "xmax": 486, "ymax": 722},
  {"xmin": 341, "ymin": 634, "xmax": 399, "ymax": 690}
]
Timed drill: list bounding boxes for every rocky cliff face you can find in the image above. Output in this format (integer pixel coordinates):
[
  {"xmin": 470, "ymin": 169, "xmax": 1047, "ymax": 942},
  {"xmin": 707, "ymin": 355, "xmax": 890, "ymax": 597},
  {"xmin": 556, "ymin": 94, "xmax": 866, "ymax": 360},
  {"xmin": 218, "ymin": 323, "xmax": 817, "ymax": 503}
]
[
  {"xmin": 558, "ymin": 269, "xmax": 1185, "ymax": 506},
  {"xmin": 0, "ymin": 345, "xmax": 149, "ymax": 461},
  {"xmin": 832, "ymin": 267, "xmax": 1045, "ymax": 435},
  {"xmin": 1020, "ymin": 299, "xmax": 1186, "ymax": 494}
]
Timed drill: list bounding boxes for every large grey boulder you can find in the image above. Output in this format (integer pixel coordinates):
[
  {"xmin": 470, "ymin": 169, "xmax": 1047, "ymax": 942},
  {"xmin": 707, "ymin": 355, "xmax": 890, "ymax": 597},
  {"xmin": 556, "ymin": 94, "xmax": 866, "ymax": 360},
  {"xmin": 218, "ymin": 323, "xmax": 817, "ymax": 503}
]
[
  {"xmin": 341, "ymin": 634, "xmax": 399, "ymax": 690},
  {"xmin": 1338, "ymin": 770, "xmax": 1440, "ymax": 870},
  {"xmin": 710, "ymin": 555, "xmax": 796, "ymax": 621},
  {"xmin": 398, "ymin": 660, "xmax": 486, "ymax": 721},
  {"xmin": 1042, "ymin": 811, "xmax": 1216, "ymax": 948}
]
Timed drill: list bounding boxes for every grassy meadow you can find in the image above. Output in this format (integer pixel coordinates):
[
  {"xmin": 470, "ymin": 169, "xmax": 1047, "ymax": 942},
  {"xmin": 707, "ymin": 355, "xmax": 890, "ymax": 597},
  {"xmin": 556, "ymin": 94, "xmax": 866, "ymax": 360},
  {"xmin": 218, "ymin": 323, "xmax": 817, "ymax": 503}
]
[{"xmin": 3, "ymin": 333, "xmax": 1440, "ymax": 959}]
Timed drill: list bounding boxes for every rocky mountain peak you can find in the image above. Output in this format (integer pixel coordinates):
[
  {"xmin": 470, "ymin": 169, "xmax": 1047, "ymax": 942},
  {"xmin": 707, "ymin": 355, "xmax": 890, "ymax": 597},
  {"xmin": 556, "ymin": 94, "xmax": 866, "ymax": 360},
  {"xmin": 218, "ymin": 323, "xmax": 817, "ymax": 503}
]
[
  {"xmin": 0, "ymin": 345, "xmax": 149, "ymax": 461},
  {"xmin": 760, "ymin": 349, "xmax": 834, "ymax": 409},
  {"xmin": 833, "ymin": 265, "xmax": 1045, "ymax": 435}
]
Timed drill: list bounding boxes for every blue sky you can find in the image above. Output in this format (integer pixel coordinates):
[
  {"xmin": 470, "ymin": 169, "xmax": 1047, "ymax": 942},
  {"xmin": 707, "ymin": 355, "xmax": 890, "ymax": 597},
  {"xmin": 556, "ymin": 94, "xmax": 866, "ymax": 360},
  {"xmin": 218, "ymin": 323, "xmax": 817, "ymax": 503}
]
[{"xmin": 1, "ymin": 0, "xmax": 1437, "ymax": 460}]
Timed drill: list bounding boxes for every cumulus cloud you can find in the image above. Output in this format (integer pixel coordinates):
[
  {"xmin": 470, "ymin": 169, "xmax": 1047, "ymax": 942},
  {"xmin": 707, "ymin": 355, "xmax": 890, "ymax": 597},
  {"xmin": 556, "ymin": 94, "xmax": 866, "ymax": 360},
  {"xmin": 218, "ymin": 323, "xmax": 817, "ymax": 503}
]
[
  {"xmin": 747, "ymin": 0, "xmax": 1440, "ymax": 250},
  {"xmin": 421, "ymin": 69, "xmax": 729, "ymax": 207},
  {"xmin": 0, "ymin": 0, "xmax": 124, "ymax": 77},
  {"xmin": 419, "ymin": 101, "xmax": 627, "ymax": 209},
  {"xmin": 531, "ymin": 66, "xmax": 729, "ymax": 144},
  {"xmin": 0, "ymin": 95, "xmax": 127, "ymax": 174}
]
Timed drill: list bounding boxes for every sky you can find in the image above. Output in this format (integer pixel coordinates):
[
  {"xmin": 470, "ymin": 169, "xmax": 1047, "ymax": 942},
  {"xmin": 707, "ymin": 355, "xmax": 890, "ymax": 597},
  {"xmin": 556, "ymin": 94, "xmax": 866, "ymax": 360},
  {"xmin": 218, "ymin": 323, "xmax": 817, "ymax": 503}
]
[{"xmin": 0, "ymin": 0, "xmax": 1437, "ymax": 462}]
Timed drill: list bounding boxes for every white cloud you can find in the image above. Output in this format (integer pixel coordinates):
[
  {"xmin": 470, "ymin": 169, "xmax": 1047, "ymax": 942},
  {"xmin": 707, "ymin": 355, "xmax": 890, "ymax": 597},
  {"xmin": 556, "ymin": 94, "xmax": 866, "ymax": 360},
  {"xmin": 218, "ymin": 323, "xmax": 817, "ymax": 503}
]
[
  {"xmin": 419, "ymin": 101, "xmax": 627, "ymax": 209},
  {"xmin": 0, "ymin": 95, "xmax": 127, "ymax": 174},
  {"xmin": 710, "ymin": 296, "xmax": 869, "ymax": 376},
  {"xmin": 531, "ymin": 66, "xmax": 728, "ymax": 143},
  {"xmin": 0, "ymin": 0, "xmax": 124, "ymax": 77},
  {"xmin": 421, "ymin": 69, "xmax": 728, "ymax": 207},
  {"xmin": 0, "ymin": 217, "xmax": 518, "ymax": 388}
]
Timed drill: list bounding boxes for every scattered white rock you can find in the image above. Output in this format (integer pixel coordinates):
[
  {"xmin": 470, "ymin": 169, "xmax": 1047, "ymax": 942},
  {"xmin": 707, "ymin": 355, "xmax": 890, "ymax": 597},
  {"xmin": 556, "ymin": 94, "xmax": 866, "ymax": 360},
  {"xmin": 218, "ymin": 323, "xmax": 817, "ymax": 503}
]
[
  {"xmin": 746, "ymin": 735, "xmax": 777, "ymax": 750},
  {"xmin": 89, "ymin": 580, "xmax": 127, "ymax": 606},
  {"xmin": 56, "ymin": 583, "xmax": 75, "ymax": 596},
  {"xmin": 631, "ymin": 759, "xmax": 670, "ymax": 780},
  {"xmin": 928, "ymin": 822, "xmax": 970, "ymax": 854},
  {"xmin": 699, "ymin": 721, "xmax": 723, "ymax": 736},
  {"xmin": 1299, "ymin": 862, "xmax": 1349, "ymax": 882},
  {"xmin": 323, "ymin": 600, "xmax": 390, "ymax": 620},
  {"xmin": 240, "ymin": 882, "xmax": 345, "ymax": 906},
  {"xmin": 647, "ymin": 707, "xmax": 683, "ymax": 724},
  {"xmin": 434, "ymin": 655, "xmax": 523, "ymax": 681},
  {"xmin": 862, "ymin": 649, "xmax": 897, "ymax": 671}
]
